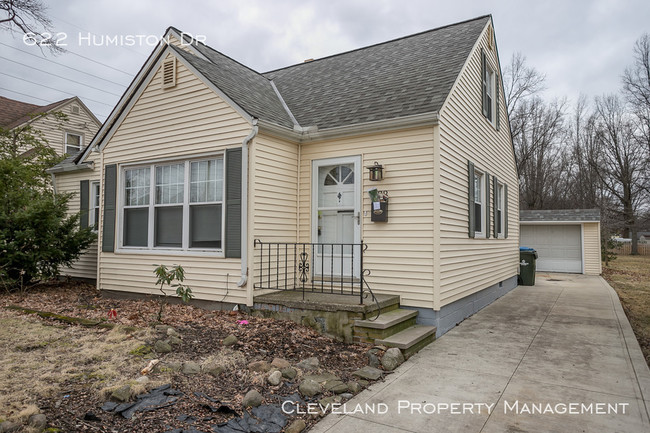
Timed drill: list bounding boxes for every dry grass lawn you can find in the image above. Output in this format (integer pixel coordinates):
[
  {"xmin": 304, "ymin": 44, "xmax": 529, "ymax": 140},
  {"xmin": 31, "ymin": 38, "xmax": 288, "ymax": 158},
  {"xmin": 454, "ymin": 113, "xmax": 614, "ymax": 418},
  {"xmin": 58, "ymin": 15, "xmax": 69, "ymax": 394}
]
[
  {"xmin": 0, "ymin": 309, "xmax": 164, "ymax": 421},
  {"xmin": 602, "ymin": 254, "xmax": 650, "ymax": 366}
]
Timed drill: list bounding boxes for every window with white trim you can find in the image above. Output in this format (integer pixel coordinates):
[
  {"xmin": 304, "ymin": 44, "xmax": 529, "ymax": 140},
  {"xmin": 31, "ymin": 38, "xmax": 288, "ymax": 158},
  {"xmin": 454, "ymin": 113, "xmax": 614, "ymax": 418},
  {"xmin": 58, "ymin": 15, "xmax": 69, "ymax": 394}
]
[
  {"xmin": 65, "ymin": 132, "xmax": 82, "ymax": 154},
  {"xmin": 121, "ymin": 156, "xmax": 224, "ymax": 251},
  {"xmin": 90, "ymin": 181, "xmax": 100, "ymax": 231},
  {"xmin": 483, "ymin": 64, "xmax": 496, "ymax": 123},
  {"xmin": 474, "ymin": 169, "xmax": 486, "ymax": 237},
  {"xmin": 496, "ymin": 182, "xmax": 504, "ymax": 237}
]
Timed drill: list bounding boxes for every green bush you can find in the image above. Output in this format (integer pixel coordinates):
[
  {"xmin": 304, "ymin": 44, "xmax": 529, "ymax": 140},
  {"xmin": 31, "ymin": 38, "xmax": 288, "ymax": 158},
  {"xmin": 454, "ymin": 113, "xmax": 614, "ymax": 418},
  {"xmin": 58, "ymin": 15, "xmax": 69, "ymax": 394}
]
[{"xmin": 0, "ymin": 124, "xmax": 96, "ymax": 291}]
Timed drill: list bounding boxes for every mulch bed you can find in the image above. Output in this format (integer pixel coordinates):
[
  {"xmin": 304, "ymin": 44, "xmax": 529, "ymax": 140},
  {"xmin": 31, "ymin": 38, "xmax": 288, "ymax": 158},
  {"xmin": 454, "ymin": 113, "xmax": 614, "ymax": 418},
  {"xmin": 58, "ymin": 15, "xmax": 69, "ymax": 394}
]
[{"xmin": 1, "ymin": 281, "xmax": 373, "ymax": 432}]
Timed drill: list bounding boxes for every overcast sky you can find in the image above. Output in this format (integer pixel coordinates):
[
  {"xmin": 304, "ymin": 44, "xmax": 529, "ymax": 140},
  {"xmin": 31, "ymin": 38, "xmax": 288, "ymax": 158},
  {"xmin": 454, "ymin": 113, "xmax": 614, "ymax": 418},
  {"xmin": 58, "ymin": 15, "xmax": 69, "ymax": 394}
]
[{"xmin": 1, "ymin": 0, "xmax": 649, "ymax": 121}]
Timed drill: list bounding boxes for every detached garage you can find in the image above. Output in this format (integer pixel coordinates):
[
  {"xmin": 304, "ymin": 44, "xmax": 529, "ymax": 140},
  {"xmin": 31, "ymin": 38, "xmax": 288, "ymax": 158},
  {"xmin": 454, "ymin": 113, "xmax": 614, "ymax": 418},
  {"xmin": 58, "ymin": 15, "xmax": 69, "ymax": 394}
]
[{"xmin": 520, "ymin": 209, "xmax": 602, "ymax": 275}]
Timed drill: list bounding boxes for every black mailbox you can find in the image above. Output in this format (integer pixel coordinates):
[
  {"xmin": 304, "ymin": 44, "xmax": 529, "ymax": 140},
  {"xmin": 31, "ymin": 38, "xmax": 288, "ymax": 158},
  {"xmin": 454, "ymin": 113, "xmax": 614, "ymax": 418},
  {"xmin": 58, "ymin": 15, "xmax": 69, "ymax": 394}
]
[{"xmin": 371, "ymin": 199, "xmax": 389, "ymax": 222}]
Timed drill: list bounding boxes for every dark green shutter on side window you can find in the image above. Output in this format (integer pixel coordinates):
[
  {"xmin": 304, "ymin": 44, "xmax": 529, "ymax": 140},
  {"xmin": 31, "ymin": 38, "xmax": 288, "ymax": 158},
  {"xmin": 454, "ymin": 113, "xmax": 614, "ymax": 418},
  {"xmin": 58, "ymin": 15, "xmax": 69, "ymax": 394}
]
[
  {"xmin": 102, "ymin": 164, "xmax": 117, "ymax": 252},
  {"xmin": 80, "ymin": 180, "xmax": 89, "ymax": 229},
  {"xmin": 225, "ymin": 148, "xmax": 242, "ymax": 258},
  {"xmin": 495, "ymin": 73, "xmax": 501, "ymax": 131},
  {"xmin": 468, "ymin": 161, "xmax": 475, "ymax": 238},
  {"xmin": 485, "ymin": 173, "xmax": 491, "ymax": 238},
  {"xmin": 493, "ymin": 176, "xmax": 498, "ymax": 238},
  {"xmin": 504, "ymin": 183, "xmax": 509, "ymax": 238},
  {"xmin": 481, "ymin": 48, "xmax": 487, "ymax": 118}
]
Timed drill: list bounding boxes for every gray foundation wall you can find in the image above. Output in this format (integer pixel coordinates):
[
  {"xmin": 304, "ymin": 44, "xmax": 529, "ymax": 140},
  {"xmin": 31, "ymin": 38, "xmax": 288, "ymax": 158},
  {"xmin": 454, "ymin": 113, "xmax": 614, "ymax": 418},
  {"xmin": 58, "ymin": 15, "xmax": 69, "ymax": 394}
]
[{"xmin": 404, "ymin": 275, "xmax": 518, "ymax": 337}]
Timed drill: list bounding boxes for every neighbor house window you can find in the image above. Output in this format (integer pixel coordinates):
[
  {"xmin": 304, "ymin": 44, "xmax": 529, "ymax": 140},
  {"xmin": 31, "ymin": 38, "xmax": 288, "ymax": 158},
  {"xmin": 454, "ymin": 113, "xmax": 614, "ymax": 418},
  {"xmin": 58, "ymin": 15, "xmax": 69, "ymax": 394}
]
[
  {"xmin": 90, "ymin": 181, "xmax": 100, "ymax": 231},
  {"xmin": 65, "ymin": 132, "xmax": 82, "ymax": 154},
  {"xmin": 474, "ymin": 169, "xmax": 485, "ymax": 237},
  {"xmin": 120, "ymin": 156, "xmax": 224, "ymax": 251}
]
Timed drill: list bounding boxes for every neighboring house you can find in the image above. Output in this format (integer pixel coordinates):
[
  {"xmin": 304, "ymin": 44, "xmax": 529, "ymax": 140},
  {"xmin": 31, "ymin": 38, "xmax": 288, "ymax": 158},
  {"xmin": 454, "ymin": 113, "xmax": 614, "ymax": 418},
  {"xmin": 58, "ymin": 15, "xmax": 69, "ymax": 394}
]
[
  {"xmin": 51, "ymin": 15, "xmax": 519, "ymax": 337},
  {"xmin": 0, "ymin": 95, "xmax": 101, "ymax": 156},
  {"xmin": 520, "ymin": 209, "xmax": 602, "ymax": 275},
  {"xmin": 638, "ymin": 232, "xmax": 650, "ymax": 244}
]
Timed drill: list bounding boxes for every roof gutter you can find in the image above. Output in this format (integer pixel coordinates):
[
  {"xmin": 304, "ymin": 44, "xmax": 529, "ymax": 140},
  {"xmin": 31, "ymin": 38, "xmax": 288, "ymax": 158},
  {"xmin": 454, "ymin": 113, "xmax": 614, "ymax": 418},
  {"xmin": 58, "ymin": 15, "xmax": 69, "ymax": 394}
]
[
  {"xmin": 238, "ymin": 118, "xmax": 258, "ymax": 288},
  {"xmin": 257, "ymin": 111, "xmax": 439, "ymax": 143},
  {"xmin": 46, "ymin": 162, "xmax": 94, "ymax": 174}
]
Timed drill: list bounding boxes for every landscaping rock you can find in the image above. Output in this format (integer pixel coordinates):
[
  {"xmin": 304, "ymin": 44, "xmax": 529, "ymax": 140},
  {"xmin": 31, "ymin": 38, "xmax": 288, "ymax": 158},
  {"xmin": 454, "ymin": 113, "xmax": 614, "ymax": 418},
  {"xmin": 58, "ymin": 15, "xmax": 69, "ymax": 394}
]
[
  {"xmin": 167, "ymin": 335, "xmax": 182, "ymax": 346},
  {"xmin": 154, "ymin": 340, "xmax": 172, "ymax": 354},
  {"xmin": 324, "ymin": 379, "xmax": 349, "ymax": 394},
  {"xmin": 166, "ymin": 327, "xmax": 180, "ymax": 338},
  {"xmin": 28, "ymin": 413, "xmax": 47, "ymax": 430},
  {"xmin": 222, "ymin": 335, "xmax": 238, "ymax": 346},
  {"xmin": 347, "ymin": 381, "xmax": 363, "ymax": 394},
  {"xmin": 366, "ymin": 351, "xmax": 380, "ymax": 368},
  {"xmin": 352, "ymin": 366, "xmax": 383, "ymax": 381},
  {"xmin": 165, "ymin": 361, "xmax": 182, "ymax": 372},
  {"xmin": 0, "ymin": 421, "xmax": 19, "ymax": 433},
  {"xmin": 182, "ymin": 361, "xmax": 201, "ymax": 375},
  {"xmin": 242, "ymin": 389, "xmax": 263, "ymax": 408},
  {"xmin": 271, "ymin": 357, "xmax": 290, "ymax": 369},
  {"xmin": 381, "ymin": 347, "xmax": 405, "ymax": 371},
  {"xmin": 298, "ymin": 379, "xmax": 321, "ymax": 397},
  {"xmin": 155, "ymin": 325, "xmax": 170, "ymax": 333},
  {"xmin": 111, "ymin": 385, "xmax": 132, "ymax": 402},
  {"xmin": 247, "ymin": 360, "xmax": 272, "ymax": 373},
  {"xmin": 202, "ymin": 361, "xmax": 225, "ymax": 377},
  {"xmin": 295, "ymin": 357, "xmax": 319, "ymax": 371},
  {"xmin": 285, "ymin": 419, "xmax": 307, "ymax": 433},
  {"xmin": 267, "ymin": 370, "xmax": 283, "ymax": 386},
  {"xmin": 135, "ymin": 376, "xmax": 150, "ymax": 384},
  {"xmin": 358, "ymin": 379, "xmax": 369, "ymax": 387},
  {"xmin": 340, "ymin": 393, "xmax": 353, "ymax": 400},
  {"xmin": 318, "ymin": 395, "xmax": 341, "ymax": 407},
  {"xmin": 281, "ymin": 367, "xmax": 297, "ymax": 380}
]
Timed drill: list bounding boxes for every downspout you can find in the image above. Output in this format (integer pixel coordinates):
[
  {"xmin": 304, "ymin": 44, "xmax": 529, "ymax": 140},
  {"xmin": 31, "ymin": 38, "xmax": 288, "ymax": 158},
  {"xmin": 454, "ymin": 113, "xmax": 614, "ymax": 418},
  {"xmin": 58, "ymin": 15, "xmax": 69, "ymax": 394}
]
[{"xmin": 237, "ymin": 118, "xmax": 258, "ymax": 287}]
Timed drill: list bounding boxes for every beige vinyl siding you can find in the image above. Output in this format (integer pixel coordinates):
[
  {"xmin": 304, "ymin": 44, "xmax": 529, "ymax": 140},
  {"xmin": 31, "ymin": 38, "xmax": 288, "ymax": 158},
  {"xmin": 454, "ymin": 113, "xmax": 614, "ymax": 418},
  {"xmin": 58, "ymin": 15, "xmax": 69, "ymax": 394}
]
[
  {"xmin": 99, "ymin": 53, "xmax": 252, "ymax": 305},
  {"xmin": 298, "ymin": 127, "xmax": 436, "ymax": 308},
  {"xmin": 583, "ymin": 222, "xmax": 602, "ymax": 275},
  {"xmin": 52, "ymin": 152, "xmax": 101, "ymax": 280},
  {"xmin": 19, "ymin": 100, "xmax": 100, "ymax": 157},
  {"xmin": 436, "ymin": 23, "xmax": 519, "ymax": 308}
]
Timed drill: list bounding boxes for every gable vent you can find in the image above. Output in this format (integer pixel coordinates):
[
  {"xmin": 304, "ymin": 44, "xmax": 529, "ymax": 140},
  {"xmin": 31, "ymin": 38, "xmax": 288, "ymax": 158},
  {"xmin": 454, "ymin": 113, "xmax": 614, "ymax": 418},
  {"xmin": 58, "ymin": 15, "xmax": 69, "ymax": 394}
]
[
  {"xmin": 71, "ymin": 105, "xmax": 80, "ymax": 115},
  {"xmin": 162, "ymin": 57, "xmax": 177, "ymax": 89}
]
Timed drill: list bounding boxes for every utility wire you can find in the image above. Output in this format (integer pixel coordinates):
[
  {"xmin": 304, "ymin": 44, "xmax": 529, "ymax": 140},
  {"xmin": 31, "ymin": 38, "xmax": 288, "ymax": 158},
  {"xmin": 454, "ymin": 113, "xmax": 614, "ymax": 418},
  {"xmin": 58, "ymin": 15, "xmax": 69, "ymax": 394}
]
[
  {"xmin": 0, "ymin": 42, "xmax": 128, "ymax": 88},
  {"xmin": 0, "ymin": 71, "xmax": 116, "ymax": 107},
  {"xmin": 66, "ymin": 49, "xmax": 134, "ymax": 77},
  {"xmin": 0, "ymin": 55, "xmax": 123, "ymax": 97},
  {"xmin": 0, "ymin": 86, "xmax": 55, "ymax": 104}
]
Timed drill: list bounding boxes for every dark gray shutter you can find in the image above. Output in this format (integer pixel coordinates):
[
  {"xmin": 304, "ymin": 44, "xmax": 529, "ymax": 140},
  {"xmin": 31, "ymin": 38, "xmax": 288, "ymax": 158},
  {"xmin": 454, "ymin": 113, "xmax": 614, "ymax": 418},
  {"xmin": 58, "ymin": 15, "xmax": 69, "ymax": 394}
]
[
  {"xmin": 80, "ymin": 180, "xmax": 89, "ymax": 229},
  {"xmin": 102, "ymin": 164, "xmax": 117, "ymax": 252},
  {"xmin": 485, "ymin": 173, "xmax": 491, "ymax": 238},
  {"xmin": 225, "ymin": 148, "xmax": 242, "ymax": 258},
  {"xmin": 493, "ymin": 176, "xmax": 498, "ymax": 238},
  {"xmin": 481, "ymin": 49, "xmax": 488, "ymax": 118},
  {"xmin": 495, "ymin": 73, "xmax": 501, "ymax": 131},
  {"xmin": 504, "ymin": 183, "xmax": 509, "ymax": 238},
  {"xmin": 468, "ymin": 161, "xmax": 475, "ymax": 238}
]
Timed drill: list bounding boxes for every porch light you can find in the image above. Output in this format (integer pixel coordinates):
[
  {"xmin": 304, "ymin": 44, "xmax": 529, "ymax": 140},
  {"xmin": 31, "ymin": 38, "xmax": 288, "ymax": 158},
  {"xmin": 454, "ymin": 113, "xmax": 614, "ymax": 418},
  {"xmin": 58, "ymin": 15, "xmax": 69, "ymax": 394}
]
[{"xmin": 367, "ymin": 162, "xmax": 384, "ymax": 181}]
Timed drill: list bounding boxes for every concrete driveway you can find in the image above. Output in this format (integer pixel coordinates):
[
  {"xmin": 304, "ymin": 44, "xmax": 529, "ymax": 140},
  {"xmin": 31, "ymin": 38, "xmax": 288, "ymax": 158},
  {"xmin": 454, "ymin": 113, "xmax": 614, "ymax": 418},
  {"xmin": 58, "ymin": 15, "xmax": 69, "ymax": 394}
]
[{"xmin": 311, "ymin": 274, "xmax": 650, "ymax": 433}]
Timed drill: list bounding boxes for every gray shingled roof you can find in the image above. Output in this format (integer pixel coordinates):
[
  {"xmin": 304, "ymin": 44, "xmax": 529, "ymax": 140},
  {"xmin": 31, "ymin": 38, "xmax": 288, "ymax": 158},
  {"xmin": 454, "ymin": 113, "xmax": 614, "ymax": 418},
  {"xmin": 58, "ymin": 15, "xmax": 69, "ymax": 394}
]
[
  {"xmin": 520, "ymin": 209, "xmax": 601, "ymax": 222},
  {"xmin": 171, "ymin": 45, "xmax": 294, "ymax": 128},
  {"xmin": 264, "ymin": 16, "xmax": 489, "ymax": 129},
  {"xmin": 172, "ymin": 15, "xmax": 489, "ymax": 131}
]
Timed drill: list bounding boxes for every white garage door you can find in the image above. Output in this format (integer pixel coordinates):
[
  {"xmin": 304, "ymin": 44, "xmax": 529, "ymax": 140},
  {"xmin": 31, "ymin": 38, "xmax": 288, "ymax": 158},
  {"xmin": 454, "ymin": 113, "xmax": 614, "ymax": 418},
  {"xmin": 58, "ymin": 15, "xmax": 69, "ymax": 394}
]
[{"xmin": 520, "ymin": 225, "xmax": 582, "ymax": 273}]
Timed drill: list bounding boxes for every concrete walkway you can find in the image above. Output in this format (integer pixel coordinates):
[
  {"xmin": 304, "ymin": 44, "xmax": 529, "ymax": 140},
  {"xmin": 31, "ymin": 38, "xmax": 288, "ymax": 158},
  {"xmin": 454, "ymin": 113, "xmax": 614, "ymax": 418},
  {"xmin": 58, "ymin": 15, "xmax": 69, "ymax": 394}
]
[{"xmin": 311, "ymin": 274, "xmax": 650, "ymax": 433}]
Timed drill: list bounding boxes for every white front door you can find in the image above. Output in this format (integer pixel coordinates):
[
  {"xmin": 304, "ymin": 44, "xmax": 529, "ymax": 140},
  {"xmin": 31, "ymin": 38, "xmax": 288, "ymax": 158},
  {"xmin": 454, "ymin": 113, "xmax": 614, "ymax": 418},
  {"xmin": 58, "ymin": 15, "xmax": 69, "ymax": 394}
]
[{"xmin": 312, "ymin": 156, "xmax": 361, "ymax": 279}]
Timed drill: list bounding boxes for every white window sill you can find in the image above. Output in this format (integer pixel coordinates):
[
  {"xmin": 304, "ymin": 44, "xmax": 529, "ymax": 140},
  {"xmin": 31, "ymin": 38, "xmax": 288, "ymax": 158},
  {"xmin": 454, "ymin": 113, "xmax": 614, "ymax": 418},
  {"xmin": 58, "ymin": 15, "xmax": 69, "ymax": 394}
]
[{"xmin": 114, "ymin": 247, "xmax": 225, "ymax": 258}]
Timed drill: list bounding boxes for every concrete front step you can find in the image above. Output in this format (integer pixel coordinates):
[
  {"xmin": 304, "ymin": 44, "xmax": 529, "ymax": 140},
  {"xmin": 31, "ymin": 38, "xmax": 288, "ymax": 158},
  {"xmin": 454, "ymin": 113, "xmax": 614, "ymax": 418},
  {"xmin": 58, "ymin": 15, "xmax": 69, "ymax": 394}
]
[
  {"xmin": 375, "ymin": 325, "xmax": 437, "ymax": 359},
  {"xmin": 355, "ymin": 308, "xmax": 418, "ymax": 329}
]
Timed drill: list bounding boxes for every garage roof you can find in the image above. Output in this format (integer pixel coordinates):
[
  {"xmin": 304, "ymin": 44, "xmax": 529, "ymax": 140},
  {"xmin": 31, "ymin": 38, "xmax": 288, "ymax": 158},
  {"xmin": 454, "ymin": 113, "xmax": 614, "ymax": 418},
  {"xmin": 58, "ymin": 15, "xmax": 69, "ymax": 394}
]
[{"xmin": 520, "ymin": 209, "xmax": 600, "ymax": 222}]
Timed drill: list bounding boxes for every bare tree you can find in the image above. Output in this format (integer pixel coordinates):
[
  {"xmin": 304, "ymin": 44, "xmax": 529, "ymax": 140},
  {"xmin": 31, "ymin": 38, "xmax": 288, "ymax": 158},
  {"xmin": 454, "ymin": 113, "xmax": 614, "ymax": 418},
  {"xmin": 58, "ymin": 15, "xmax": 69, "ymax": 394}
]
[
  {"xmin": 622, "ymin": 33, "xmax": 650, "ymax": 155},
  {"xmin": 503, "ymin": 52, "xmax": 546, "ymax": 141},
  {"xmin": 592, "ymin": 94, "xmax": 649, "ymax": 254},
  {"xmin": 0, "ymin": 0, "xmax": 63, "ymax": 53}
]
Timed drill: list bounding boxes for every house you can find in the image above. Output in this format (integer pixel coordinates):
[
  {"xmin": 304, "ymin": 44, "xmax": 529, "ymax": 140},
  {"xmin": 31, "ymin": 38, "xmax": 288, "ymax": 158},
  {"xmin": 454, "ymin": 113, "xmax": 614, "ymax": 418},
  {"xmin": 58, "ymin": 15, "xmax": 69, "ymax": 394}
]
[
  {"xmin": 0, "ymin": 95, "xmax": 101, "ymax": 156},
  {"xmin": 519, "ymin": 209, "xmax": 602, "ymax": 275},
  {"xmin": 52, "ymin": 15, "xmax": 519, "ymax": 340}
]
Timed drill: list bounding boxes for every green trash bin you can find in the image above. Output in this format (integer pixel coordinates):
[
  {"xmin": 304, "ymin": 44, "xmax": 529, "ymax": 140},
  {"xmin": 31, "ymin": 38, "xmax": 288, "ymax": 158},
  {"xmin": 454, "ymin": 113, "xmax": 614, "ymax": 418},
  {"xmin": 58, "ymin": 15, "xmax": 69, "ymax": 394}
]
[{"xmin": 519, "ymin": 247, "xmax": 538, "ymax": 286}]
